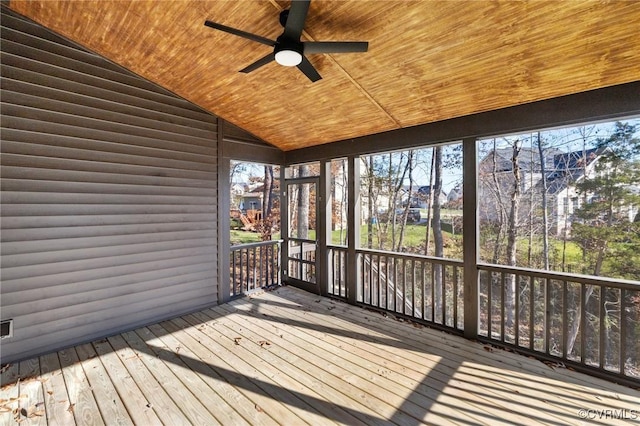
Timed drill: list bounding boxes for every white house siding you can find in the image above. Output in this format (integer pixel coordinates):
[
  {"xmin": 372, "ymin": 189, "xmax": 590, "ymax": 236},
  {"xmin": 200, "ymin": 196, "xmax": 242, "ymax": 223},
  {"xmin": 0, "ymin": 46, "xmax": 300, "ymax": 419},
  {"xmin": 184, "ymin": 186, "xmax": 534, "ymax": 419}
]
[{"xmin": 0, "ymin": 8, "xmax": 220, "ymax": 362}]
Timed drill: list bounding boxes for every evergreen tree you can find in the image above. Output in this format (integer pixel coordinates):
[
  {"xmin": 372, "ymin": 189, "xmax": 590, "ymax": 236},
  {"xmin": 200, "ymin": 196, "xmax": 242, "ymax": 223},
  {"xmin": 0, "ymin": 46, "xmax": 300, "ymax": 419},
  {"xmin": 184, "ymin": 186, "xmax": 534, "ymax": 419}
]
[{"xmin": 572, "ymin": 122, "xmax": 640, "ymax": 279}]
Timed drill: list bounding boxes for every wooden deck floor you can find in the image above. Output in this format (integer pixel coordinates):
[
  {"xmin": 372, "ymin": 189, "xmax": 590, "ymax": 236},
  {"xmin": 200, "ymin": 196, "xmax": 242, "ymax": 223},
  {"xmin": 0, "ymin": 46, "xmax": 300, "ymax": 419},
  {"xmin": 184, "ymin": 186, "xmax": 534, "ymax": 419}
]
[{"xmin": 2, "ymin": 286, "xmax": 639, "ymax": 426}]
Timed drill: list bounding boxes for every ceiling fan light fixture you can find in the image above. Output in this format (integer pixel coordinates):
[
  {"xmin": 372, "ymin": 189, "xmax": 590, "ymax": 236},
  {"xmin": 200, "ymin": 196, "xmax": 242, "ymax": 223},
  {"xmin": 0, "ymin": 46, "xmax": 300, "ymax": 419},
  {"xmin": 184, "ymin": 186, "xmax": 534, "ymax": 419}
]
[{"xmin": 275, "ymin": 49, "xmax": 302, "ymax": 66}]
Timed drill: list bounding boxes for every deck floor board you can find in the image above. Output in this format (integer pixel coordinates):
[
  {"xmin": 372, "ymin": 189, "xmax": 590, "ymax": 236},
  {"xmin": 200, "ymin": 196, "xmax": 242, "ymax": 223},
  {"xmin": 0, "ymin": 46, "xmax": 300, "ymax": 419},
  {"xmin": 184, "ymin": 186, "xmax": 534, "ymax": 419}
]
[{"xmin": 2, "ymin": 286, "xmax": 638, "ymax": 425}]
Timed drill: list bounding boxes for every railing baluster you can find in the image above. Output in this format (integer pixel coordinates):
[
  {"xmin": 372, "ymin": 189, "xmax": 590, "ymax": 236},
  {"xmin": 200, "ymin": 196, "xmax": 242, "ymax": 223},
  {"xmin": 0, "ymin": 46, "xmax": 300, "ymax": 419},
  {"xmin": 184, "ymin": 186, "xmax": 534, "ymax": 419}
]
[
  {"xmin": 487, "ymin": 271, "xmax": 492, "ymax": 340},
  {"xmin": 252, "ymin": 247, "xmax": 257, "ymax": 290},
  {"xmin": 580, "ymin": 283, "xmax": 586, "ymax": 364},
  {"xmin": 453, "ymin": 265, "xmax": 458, "ymax": 329},
  {"xmin": 401, "ymin": 259, "xmax": 407, "ymax": 315},
  {"xmin": 545, "ymin": 277, "xmax": 550, "ymax": 355},
  {"xmin": 500, "ymin": 272, "xmax": 505, "ymax": 342},
  {"xmin": 515, "ymin": 274, "xmax": 520, "ymax": 346},
  {"xmin": 384, "ymin": 255, "xmax": 389, "ymax": 310},
  {"xmin": 620, "ymin": 288, "xmax": 627, "ymax": 376},
  {"xmin": 562, "ymin": 280, "xmax": 568, "ymax": 360},
  {"xmin": 441, "ymin": 263, "xmax": 446, "ymax": 325},
  {"xmin": 430, "ymin": 261, "xmax": 435, "ymax": 322},
  {"xmin": 529, "ymin": 276, "xmax": 535, "ymax": 350},
  {"xmin": 410, "ymin": 259, "xmax": 415, "ymax": 317},
  {"xmin": 231, "ymin": 250, "xmax": 237, "ymax": 296},
  {"xmin": 421, "ymin": 260, "xmax": 426, "ymax": 320},
  {"xmin": 240, "ymin": 248, "xmax": 245, "ymax": 293},
  {"xmin": 599, "ymin": 285, "xmax": 606, "ymax": 370},
  {"xmin": 376, "ymin": 254, "xmax": 381, "ymax": 308}
]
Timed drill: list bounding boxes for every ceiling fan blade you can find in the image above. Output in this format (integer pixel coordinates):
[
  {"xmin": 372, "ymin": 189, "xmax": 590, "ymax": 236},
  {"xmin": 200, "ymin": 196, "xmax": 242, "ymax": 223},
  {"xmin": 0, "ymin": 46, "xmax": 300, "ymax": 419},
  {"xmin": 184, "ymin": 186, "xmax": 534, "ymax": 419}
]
[
  {"xmin": 283, "ymin": 0, "xmax": 310, "ymax": 40},
  {"xmin": 304, "ymin": 41, "xmax": 369, "ymax": 54},
  {"xmin": 204, "ymin": 20, "xmax": 275, "ymax": 46},
  {"xmin": 239, "ymin": 53, "xmax": 275, "ymax": 73},
  {"xmin": 297, "ymin": 56, "xmax": 322, "ymax": 82}
]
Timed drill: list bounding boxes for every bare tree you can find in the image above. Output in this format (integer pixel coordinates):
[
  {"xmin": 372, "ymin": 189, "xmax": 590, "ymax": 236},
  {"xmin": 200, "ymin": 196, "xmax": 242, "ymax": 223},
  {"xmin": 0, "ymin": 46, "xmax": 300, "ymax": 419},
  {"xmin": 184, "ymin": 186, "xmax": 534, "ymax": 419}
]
[
  {"xmin": 297, "ymin": 164, "xmax": 310, "ymax": 239},
  {"xmin": 424, "ymin": 151, "xmax": 436, "ymax": 255},
  {"xmin": 505, "ymin": 139, "xmax": 522, "ymax": 327},
  {"xmin": 397, "ymin": 150, "xmax": 415, "ymax": 251},
  {"xmin": 536, "ymin": 132, "xmax": 550, "ymax": 270},
  {"xmin": 433, "ymin": 146, "xmax": 444, "ymax": 314}
]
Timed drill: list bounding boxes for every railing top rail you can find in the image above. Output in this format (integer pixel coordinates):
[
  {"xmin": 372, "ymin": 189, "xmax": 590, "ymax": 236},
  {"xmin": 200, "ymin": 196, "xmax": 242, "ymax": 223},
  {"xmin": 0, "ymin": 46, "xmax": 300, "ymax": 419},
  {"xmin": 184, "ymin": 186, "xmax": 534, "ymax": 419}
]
[
  {"xmin": 356, "ymin": 247, "xmax": 464, "ymax": 266},
  {"xmin": 478, "ymin": 263, "xmax": 640, "ymax": 290},
  {"xmin": 230, "ymin": 240, "xmax": 283, "ymax": 251},
  {"xmin": 327, "ymin": 245, "xmax": 348, "ymax": 249}
]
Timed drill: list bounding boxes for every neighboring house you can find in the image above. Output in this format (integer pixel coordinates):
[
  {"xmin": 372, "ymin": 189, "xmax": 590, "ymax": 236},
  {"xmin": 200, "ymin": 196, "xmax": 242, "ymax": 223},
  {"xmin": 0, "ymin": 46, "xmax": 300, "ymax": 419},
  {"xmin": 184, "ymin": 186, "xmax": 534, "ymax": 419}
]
[
  {"xmin": 478, "ymin": 145, "xmax": 637, "ymax": 236},
  {"xmin": 239, "ymin": 189, "xmax": 264, "ymax": 212},
  {"xmin": 409, "ymin": 185, "xmax": 447, "ymax": 208},
  {"xmin": 544, "ymin": 147, "xmax": 604, "ymax": 236},
  {"xmin": 447, "ymin": 186, "xmax": 462, "ymax": 203}
]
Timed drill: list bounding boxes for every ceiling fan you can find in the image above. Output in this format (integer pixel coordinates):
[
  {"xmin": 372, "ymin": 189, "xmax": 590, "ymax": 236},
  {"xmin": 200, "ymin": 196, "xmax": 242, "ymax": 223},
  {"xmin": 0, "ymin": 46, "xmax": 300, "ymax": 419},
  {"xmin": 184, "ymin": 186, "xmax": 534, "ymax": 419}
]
[{"xmin": 204, "ymin": 0, "xmax": 368, "ymax": 82}]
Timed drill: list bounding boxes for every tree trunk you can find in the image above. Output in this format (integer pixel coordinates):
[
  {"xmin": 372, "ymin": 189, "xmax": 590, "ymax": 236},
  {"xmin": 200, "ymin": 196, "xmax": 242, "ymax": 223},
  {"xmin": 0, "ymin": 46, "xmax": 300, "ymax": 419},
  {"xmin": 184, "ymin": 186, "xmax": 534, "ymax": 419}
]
[
  {"xmin": 261, "ymin": 165, "xmax": 274, "ymax": 241},
  {"xmin": 490, "ymin": 139, "xmax": 507, "ymax": 263},
  {"xmin": 397, "ymin": 151, "xmax": 414, "ymax": 251},
  {"xmin": 297, "ymin": 165, "xmax": 309, "ymax": 239},
  {"xmin": 536, "ymin": 132, "xmax": 550, "ymax": 270},
  {"xmin": 505, "ymin": 141, "xmax": 522, "ymax": 328},
  {"xmin": 424, "ymin": 152, "xmax": 436, "ymax": 255},
  {"xmin": 566, "ymin": 285, "xmax": 594, "ymax": 356},
  {"xmin": 367, "ymin": 156, "xmax": 374, "ymax": 249},
  {"xmin": 433, "ymin": 147, "xmax": 444, "ymax": 317}
]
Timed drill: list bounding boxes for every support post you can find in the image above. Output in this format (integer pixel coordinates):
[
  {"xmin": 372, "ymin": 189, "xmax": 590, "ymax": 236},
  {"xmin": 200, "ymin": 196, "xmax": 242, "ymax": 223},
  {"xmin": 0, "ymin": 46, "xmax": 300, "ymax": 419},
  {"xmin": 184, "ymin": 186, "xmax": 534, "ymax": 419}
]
[
  {"xmin": 318, "ymin": 160, "xmax": 331, "ymax": 296},
  {"xmin": 463, "ymin": 137, "xmax": 479, "ymax": 338},
  {"xmin": 280, "ymin": 166, "xmax": 289, "ymax": 284},
  {"xmin": 217, "ymin": 118, "xmax": 231, "ymax": 304},
  {"xmin": 347, "ymin": 155, "xmax": 361, "ymax": 304}
]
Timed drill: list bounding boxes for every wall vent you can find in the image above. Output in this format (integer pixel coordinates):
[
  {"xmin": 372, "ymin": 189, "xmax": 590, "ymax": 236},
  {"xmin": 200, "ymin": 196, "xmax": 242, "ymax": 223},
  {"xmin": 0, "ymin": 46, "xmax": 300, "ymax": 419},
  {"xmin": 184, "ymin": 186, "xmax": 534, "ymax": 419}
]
[{"xmin": 1, "ymin": 320, "xmax": 13, "ymax": 339}]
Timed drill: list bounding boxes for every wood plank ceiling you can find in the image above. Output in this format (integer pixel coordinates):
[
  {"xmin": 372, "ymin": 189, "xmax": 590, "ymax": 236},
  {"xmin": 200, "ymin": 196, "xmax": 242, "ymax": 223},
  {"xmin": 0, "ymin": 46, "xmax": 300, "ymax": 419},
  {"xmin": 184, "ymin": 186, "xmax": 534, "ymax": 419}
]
[{"xmin": 8, "ymin": 0, "xmax": 640, "ymax": 151}]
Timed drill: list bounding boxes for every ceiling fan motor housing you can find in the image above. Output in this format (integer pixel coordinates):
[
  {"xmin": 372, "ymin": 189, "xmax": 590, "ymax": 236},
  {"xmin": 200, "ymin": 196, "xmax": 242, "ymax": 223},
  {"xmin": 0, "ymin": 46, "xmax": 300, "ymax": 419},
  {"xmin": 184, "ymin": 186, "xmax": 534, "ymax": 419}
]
[{"xmin": 274, "ymin": 36, "xmax": 303, "ymax": 66}]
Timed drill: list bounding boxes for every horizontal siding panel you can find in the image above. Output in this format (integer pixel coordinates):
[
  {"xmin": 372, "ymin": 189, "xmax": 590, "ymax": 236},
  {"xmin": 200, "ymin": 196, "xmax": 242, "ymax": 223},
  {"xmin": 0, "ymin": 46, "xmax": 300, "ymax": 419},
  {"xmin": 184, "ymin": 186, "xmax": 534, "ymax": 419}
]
[
  {"xmin": 0, "ymin": 111, "xmax": 215, "ymax": 155},
  {"xmin": 2, "ymin": 246, "xmax": 215, "ymax": 284},
  {"xmin": 3, "ymin": 254, "xmax": 215, "ymax": 294},
  {"xmin": 0, "ymin": 203, "xmax": 216, "ymax": 216},
  {"xmin": 1, "ymin": 213, "xmax": 216, "ymax": 229},
  {"xmin": 1, "ymin": 166, "xmax": 216, "ymax": 190},
  {"xmin": 3, "ymin": 266, "xmax": 215, "ymax": 308},
  {"xmin": 1, "ymin": 136, "xmax": 216, "ymax": 170},
  {"xmin": 1, "ymin": 60, "xmax": 214, "ymax": 123},
  {"xmin": 1, "ymin": 179, "xmax": 216, "ymax": 198},
  {"xmin": 1, "ymin": 39, "xmax": 202, "ymax": 110},
  {"xmin": 1, "ymin": 290, "xmax": 218, "ymax": 362},
  {"xmin": 2, "ymin": 77, "xmax": 217, "ymax": 132},
  {"xmin": 1, "ymin": 191, "xmax": 216, "ymax": 205},
  {"xmin": 0, "ymin": 7, "xmax": 225, "ymax": 363},
  {"xmin": 2, "ymin": 121, "xmax": 216, "ymax": 158},
  {"xmin": 2, "ymin": 140, "xmax": 216, "ymax": 172},
  {"xmin": 2, "ymin": 86, "xmax": 216, "ymax": 139},
  {"xmin": 1, "ymin": 153, "xmax": 217, "ymax": 182},
  {"xmin": 0, "ymin": 221, "xmax": 216, "ymax": 245},
  {"xmin": 7, "ymin": 277, "xmax": 216, "ymax": 325},
  {"xmin": 13, "ymin": 284, "xmax": 216, "ymax": 334},
  {"xmin": 2, "ymin": 103, "xmax": 215, "ymax": 148},
  {"xmin": 2, "ymin": 230, "xmax": 216, "ymax": 268}
]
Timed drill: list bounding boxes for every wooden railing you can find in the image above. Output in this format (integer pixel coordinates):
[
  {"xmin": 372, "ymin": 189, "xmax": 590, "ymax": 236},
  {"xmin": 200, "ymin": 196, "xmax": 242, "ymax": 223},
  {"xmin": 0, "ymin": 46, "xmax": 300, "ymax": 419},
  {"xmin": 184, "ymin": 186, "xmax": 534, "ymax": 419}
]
[
  {"xmin": 327, "ymin": 246, "xmax": 348, "ymax": 299},
  {"xmin": 236, "ymin": 244, "xmax": 639, "ymax": 384},
  {"xmin": 327, "ymin": 246, "xmax": 464, "ymax": 333},
  {"xmin": 230, "ymin": 240, "xmax": 282, "ymax": 297},
  {"xmin": 478, "ymin": 264, "xmax": 640, "ymax": 384}
]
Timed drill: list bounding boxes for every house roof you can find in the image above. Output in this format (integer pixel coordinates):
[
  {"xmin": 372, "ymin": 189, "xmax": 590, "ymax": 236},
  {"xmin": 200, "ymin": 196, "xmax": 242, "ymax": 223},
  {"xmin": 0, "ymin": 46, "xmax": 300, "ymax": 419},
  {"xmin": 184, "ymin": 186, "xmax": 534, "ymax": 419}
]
[
  {"xmin": 8, "ymin": 1, "xmax": 640, "ymax": 152},
  {"xmin": 545, "ymin": 147, "xmax": 606, "ymax": 194}
]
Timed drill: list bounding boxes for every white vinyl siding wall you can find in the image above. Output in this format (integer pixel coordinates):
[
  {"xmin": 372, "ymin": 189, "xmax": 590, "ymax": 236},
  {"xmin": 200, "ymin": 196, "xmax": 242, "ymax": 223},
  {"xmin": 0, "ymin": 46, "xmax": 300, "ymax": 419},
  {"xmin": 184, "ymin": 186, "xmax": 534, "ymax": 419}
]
[{"xmin": 0, "ymin": 8, "xmax": 222, "ymax": 362}]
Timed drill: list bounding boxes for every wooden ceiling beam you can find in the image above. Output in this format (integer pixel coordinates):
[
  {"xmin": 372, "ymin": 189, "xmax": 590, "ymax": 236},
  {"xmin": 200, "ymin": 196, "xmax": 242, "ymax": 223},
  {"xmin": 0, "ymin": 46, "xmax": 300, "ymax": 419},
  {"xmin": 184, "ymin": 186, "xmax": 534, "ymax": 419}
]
[{"xmin": 285, "ymin": 81, "xmax": 640, "ymax": 164}]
